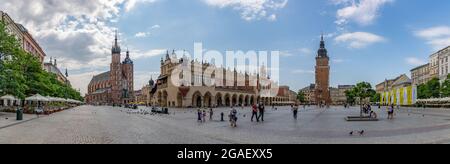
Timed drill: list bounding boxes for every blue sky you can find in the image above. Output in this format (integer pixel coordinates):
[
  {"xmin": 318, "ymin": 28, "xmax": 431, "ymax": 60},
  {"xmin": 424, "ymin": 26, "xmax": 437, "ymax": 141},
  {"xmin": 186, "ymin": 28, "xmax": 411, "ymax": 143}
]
[{"xmin": 1, "ymin": 0, "xmax": 450, "ymax": 95}]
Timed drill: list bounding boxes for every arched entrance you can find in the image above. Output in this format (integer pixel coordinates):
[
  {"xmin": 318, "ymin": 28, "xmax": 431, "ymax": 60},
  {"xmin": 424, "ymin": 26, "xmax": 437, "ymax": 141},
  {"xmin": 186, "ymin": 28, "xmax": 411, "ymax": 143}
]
[
  {"xmin": 225, "ymin": 94, "xmax": 231, "ymax": 107},
  {"xmin": 162, "ymin": 91, "xmax": 168, "ymax": 107},
  {"xmin": 157, "ymin": 92, "xmax": 162, "ymax": 106},
  {"xmin": 177, "ymin": 92, "xmax": 183, "ymax": 107},
  {"xmin": 232, "ymin": 94, "xmax": 238, "ymax": 106},
  {"xmin": 238, "ymin": 95, "xmax": 244, "ymax": 106},
  {"xmin": 250, "ymin": 96, "xmax": 255, "ymax": 105},
  {"xmin": 244, "ymin": 95, "xmax": 249, "ymax": 106},
  {"xmin": 192, "ymin": 91, "xmax": 203, "ymax": 108},
  {"xmin": 204, "ymin": 92, "xmax": 212, "ymax": 107},
  {"xmin": 216, "ymin": 93, "xmax": 223, "ymax": 107}
]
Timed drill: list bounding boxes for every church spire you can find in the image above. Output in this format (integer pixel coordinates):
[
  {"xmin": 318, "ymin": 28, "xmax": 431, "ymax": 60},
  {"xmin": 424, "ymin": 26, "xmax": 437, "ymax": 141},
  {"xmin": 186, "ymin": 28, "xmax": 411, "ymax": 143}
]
[
  {"xmin": 123, "ymin": 48, "xmax": 133, "ymax": 64},
  {"xmin": 115, "ymin": 30, "xmax": 118, "ymax": 45},
  {"xmin": 317, "ymin": 33, "xmax": 328, "ymax": 58},
  {"xmin": 112, "ymin": 30, "xmax": 121, "ymax": 54},
  {"xmin": 320, "ymin": 33, "xmax": 325, "ymax": 49}
]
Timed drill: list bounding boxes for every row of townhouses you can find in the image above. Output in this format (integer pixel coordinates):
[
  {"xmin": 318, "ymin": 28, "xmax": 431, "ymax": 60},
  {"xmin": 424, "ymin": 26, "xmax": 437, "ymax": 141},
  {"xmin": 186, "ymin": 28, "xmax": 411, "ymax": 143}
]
[{"xmin": 1, "ymin": 11, "xmax": 70, "ymax": 86}]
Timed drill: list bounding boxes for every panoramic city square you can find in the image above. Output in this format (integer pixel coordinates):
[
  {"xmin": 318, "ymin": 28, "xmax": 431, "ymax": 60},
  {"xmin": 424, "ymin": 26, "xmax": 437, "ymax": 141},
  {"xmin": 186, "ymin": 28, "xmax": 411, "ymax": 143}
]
[
  {"xmin": 2, "ymin": 105, "xmax": 450, "ymax": 144},
  {"xmin": 1, "ymin": 0, "xmax": 450, "ymax": 147}
]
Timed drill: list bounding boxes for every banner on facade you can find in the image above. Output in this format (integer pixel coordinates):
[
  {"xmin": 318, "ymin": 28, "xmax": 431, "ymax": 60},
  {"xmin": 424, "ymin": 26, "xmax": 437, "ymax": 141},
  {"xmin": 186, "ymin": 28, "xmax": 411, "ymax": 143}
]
[{"xmin": 380, "ymin": 86, "xmax": 417, "ymax": 105}]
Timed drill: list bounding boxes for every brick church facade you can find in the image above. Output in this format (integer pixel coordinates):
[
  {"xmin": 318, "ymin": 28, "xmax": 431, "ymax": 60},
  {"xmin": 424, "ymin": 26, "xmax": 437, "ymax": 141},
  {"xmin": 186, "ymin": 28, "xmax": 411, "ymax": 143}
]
[
  {"xmin": 85, "ymin": 32, "xmax": 134, "ymax": 105},
  {"xmin": 315, "ymin": 35, "xmax": 331, "ymax": 105}
]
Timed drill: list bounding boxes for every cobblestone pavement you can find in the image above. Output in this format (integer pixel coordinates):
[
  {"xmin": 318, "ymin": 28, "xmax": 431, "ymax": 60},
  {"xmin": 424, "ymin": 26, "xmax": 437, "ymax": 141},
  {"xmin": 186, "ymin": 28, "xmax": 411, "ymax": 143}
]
[
  {"xmin": 1, "ymin": 105, "xmax": 450, "ymax": 144},
  {"xmin": 0, "ymin": 112, "xmax": 37, "ymax": 130}
]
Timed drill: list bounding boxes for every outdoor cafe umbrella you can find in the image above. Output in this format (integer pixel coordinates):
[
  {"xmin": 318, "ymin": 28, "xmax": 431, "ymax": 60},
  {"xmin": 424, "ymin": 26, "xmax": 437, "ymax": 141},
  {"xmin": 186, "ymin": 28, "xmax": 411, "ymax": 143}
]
[
  {"xmin": 1, "ymin": 95, "xmax": 19, "ymax": 106},
  {"xmin": 25, "ymin": 94, "xmax": 50, "ymax": 102},
  {"xmin": 45, "ymin": 96, "xmax": 58, "ymax": 102}
]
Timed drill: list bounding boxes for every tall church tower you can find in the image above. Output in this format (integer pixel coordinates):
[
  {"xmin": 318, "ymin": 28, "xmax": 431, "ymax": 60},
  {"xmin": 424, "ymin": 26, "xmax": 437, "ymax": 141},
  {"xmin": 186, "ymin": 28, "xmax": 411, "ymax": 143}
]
[
  {"xmin": 122, "ymin": 49, "xmax": 134, "ymax": 104},
  {"xmin": 110, "ymin": 30, "xmax": 122, "ymax": 105},
  {"xmin": 315, "ymin": 34, "xmax": 331, "ymax": 105}
]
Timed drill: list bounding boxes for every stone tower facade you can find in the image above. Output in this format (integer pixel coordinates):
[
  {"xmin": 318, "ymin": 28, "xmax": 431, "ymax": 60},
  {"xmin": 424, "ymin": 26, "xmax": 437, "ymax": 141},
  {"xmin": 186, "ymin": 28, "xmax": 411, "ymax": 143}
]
[
  {"xmin": 315, "ymin": 34, "xmax": 331, "ymax": 105},
  {"xmin": 110, "ymin": 31, "xmax": 134, "ymax": 105},
  {"xmin": 86, "ymin": 31, "xmax": 135, "ymax": 105}
]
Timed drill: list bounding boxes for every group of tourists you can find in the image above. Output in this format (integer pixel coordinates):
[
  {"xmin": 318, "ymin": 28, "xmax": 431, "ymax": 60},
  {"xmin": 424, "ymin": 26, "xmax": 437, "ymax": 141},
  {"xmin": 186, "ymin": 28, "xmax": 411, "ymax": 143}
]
[
  {"xmin": 362, "ymin": 103, "xmax": 396, "ymax": 119},
  {"xmin": 197, "ymin": 108, "xmax": 214, "ymax": 123},
  {"xmin": 250, "ymin": 103, "xmax": 266, "ymax": 123},
  {"xmin": 362, "ymin": 104, "xmax": 377, "ymax": 119},
  {"xmin": 387, "ymin": 104, "xmax": 395, "ymax": 120}
]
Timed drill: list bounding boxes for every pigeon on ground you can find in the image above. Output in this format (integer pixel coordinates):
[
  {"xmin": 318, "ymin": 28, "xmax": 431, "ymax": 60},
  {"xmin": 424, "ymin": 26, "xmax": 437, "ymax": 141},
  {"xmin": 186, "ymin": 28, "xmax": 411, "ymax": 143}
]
[
  {"xmin": 349, "ymin": 131, "xmax": 354, "ymax": 136},
  {"xmin": 358, "ymin": 130, "xmax": 365, "ymax": 136}
]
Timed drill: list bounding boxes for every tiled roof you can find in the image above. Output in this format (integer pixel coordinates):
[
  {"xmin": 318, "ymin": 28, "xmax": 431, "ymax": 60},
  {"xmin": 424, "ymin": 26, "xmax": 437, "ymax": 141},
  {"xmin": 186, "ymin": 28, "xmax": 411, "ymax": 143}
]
[{"xmin": 90, "ymin": 71, "xmax": 110, "ymax": 84}]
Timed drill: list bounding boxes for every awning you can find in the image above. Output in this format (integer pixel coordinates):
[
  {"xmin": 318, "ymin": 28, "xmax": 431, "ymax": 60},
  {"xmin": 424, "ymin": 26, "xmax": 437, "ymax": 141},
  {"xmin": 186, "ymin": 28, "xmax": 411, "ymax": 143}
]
[
  {"xmin": 0, "ymin": 95, "xmax": 18, "ymax": 101},
  {"xmin": 25, "ymin": 94, "xmax": 50, "ymax": 102}
]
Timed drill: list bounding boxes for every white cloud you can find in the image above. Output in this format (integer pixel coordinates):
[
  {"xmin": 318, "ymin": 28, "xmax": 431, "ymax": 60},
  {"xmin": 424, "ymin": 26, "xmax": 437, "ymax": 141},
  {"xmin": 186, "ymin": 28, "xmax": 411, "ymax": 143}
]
[
  {"xmin": 151, "ymin": 25, "xmax": 161, "ymax": 29},
  {"xmin": 134, "ymin": 24, "xmax": 160, "ymax": 38},
  {"xmin": 292, "ymin": 69, "xmax": 314, "ymax": 74},
  {"xmin": 267, "ymin": 14, "xmax": 277, "ymax": 21},
  {"xmin": 279, "ymin": 51, "xmax": 293, "ymax": 57},
  {"xmin": 134, "ymin": 71, "xmax": 160, "ymax": 90},
  {"xmin": 415, "ymin": 26, "xmax": 450, "ymax": 50},
  {"xmin": 299, "ymin": 48, "xmax": 312, "ymax": 55},
  {"xmin": 125, "ymin": 0, "xmax": 158, "ymax": 12},
  {"xmin": 332, "ymin": 59, "xmax": 345, "ymax": 63},
  {"xmin": 135, "ymin": 32, "xmax": 151, "ymax": 38},
  {"xmin": 0, "ymin": 0, "xmax": 161, "ymax": 94},
  {"xmin": 132, "ymin": 49, "xmax": 166, "ymax": 59},
  {"xmin": 279, "ymin": 48, "xmax": 312, "ymax": 57},
  {"xmin": 405, "ymin": 57, "xmax": 426, "ymax": 66},
  {"xmin": 68, "ymin": 71, "xmax": 105, "ymax": 96},
  {"xmin": 335, "ymin": 32, "xmax": 385, "ymax": 48},
  {"xmin": 203, "ymin": 0, "xmax": 288, "ymax": 21},
  {"xmin": 333, "ymin": 0, "xmax": 393, "ymax": 26}
]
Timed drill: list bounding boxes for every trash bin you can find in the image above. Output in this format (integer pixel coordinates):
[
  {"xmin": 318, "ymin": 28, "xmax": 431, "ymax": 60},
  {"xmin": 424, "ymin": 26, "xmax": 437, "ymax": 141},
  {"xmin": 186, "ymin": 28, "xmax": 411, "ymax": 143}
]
[{"xmin": 16, "ymin": 108, "xmax": 23, "ymax": 121}]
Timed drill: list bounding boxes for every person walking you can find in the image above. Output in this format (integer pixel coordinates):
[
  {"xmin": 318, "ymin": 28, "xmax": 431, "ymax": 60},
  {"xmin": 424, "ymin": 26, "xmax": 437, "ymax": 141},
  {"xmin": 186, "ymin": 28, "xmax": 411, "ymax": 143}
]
[
  {"xmin": 258, "ymin": 103, "xmax": 265, "ymax": 122},
  {"xmin": 197, "ymin": 109, "xmax": 202, "ymax": 123},
  {"xmin": 202, "ymin": 110, "xmax": 207, "ymax": 122},
  {"xmin": 209, "ymin": 108, "xmax": 214, "ymax": 121},
  {"xmin": 251, "ymin": 103, "xmax": 259, "ymax": 122},
  {"xmin": 229, "ymin": 107, "xmax": 238, "ymax": 127},
  {"xmin": 292, "ymin": 103, "xmax": 299, "ymax": 119},
  {"xmin": 387, "ymin": 104, "xmax": 395, "ymax": 120}
]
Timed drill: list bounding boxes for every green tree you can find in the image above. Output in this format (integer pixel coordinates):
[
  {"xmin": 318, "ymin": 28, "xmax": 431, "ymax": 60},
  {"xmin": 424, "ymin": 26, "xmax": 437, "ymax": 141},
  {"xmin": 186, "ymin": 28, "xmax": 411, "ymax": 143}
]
[
  {"xmin": 0, "ymin": 20, "xmax": 83, "ymax": 101},
  {"xmin": 345, "ymin": 82, "xmax": 380, "ymax": 117},
  {"xmin": 417, "ymin": 84, "xmax": 428, "ymax": 99},
  {"xmin": 427, "ymin": 78, "xmax": 441, "ymax": 98},
  {"xmin": 371, "ymin": 93, "xmax": 381, "ymax": 103},
  {"xmin": 0, "ymin": 21, "xmax": 28, "ymax": 98},
  {"xmin": 345, "ymin": 89, "xmax": 356, "ymax": 105},
  {"xmin": 441, "ymin": 75, "xmax": 450, "ymax": 97},
  {"xmin": 352, "ymin": 82, "xmax": 375, "ymax": 104},
  {"xmin": 297, "ymin": 91, "xmax": 306, "ymax": 103}
]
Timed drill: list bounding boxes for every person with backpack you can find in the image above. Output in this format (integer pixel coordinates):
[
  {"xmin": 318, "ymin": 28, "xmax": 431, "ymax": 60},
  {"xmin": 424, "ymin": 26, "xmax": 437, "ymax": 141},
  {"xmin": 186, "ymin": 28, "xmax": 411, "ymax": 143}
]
[{"xmin": 251, "ymin": 103, "xmax": 259, "ymax": 122}]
